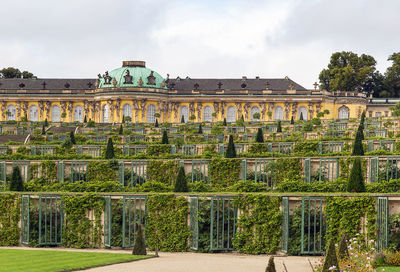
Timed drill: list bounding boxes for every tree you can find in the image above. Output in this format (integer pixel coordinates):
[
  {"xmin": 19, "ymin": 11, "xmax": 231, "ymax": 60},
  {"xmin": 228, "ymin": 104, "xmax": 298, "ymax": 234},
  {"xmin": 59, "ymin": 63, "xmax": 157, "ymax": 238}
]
[
  {"xmin": 360, "ymin": 111, "xmax": 366, "ymax": 130},
  {"xmin": 338, "ymin": 235, "xmax": 349, "ymax": 260},
  {"xmin": 105, "ymin": 138, "xmax": 115, "ymax": 159},
  {"xmin": 69, "ymin": 131, "xmax": 76, "ymax": 144},
  {"xmin": 181, "ymin": 115, "xmax": 185, "ymax": 123},
  {"xmin": 41, "ymin": 124, "xmax": 46, "ymax": 135},
  {"xmin": 322, "ymin": 239, "xmax": 340, "ymax": 272},
  {"xmin": 226, "ymin": 135, "xmax": 236, "ymax": 158},
  {"xmin": 0, "ymin": 67, "xmax": 35, "ymax": 79},
  {"xmin": 223, "ymin": 118, "xmax": 227, "ymax": 126},
  {"xmin": 155, "ymin": 119, "xmax": 159, "ymax": 128},
  {"xmin": 252, "ymin": 112, "xmax": 260, "ymax": 121},
  {"xmin": 9, "ymin": 166, "xmax": 24, "ymax": 191},
  {"xmin": 255, "ymin": 127, "xmax": 264, "ymax": 143},
  {"xmin": 174, "ymin": 166, "xmax": 188, "ymax": 192},
  {"xmin": 390, "ymin": 101, "xmax": 400, "ymax": 117},
  {"xmin": 189, "ymin": 114, "xmax": 196, "ymax": 122},
  {"xmin": 119, "ymin": 124, "xmax": 123, "ymax": 135},
  {"xmin": 347, "ymin": 157, "xmax": 365, "ymax": 193},
  {"xmin": 277, "ymin": 120, "xmax": 282, "ymax": 133},
  {"xmin": 265, "ymin": 256, "xmax": 276, "ymax": 272},
  {"xmin": 44, "ymin": 118, "xmax": 48, "ymax": 127},
  {"xmin": 383, "ymin": 52, "xmax": 400, "ymax": 97},
  {"xmin": 318, "ymin": 51, "xmax": 377, "ymax": 93},
  {"xmin": 299, "ymin": 112, "xmax": 304, "ymax": 121},
  {"xmin": 84, "ymin": 116, "xmax": 87, "ymax": 123},
  {"xmin": 290, "ymin": 116, "xmax": 294, "ymax": 124},
  {"xmin": 161, "ymin": 130, "xmax": 169, "ymax": 144},
  {"xmin": 198, "ymin": 123, "xmax": 203, "ymax": 134},
  {"xmin": 132, "ymin": 224, "xmax": 147, "ymax": 255},
  {"xmin": 352, "ymin": 129, "xmax": 364, "ymax": 156}
]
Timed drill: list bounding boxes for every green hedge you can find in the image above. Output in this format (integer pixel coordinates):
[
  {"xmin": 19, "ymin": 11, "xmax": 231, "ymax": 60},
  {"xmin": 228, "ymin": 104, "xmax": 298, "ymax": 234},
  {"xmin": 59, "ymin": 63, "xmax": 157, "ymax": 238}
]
[{"xmin": 0, "ymin": 193, "xmax": 20, "ymax": 246}]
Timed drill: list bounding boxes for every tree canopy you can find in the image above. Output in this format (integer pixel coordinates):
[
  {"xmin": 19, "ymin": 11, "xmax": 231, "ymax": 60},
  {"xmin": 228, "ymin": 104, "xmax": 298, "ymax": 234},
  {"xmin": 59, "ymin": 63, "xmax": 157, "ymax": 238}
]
[{"xmin": 0, "ymin": 67, "xmax": 35, "ymax": 79}]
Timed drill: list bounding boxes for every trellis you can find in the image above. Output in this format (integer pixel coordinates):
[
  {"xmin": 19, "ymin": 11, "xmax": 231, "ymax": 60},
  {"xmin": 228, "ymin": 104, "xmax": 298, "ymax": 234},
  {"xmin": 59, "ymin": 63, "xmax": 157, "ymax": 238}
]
[
  {"xmin": 119, "ymin": 161, "xmax": 148, "ymax": 186},
  {"xmin": 328, "ymin": 122, "xmax": 347, "ymax": 130},
  {"xmin": 104, "ymin": 196, "xmax": 112, "ymax": 247},
  {"xmin": 210, "ymin": 196, "xmax": 237, "ymax": 251},
  {"xmin": 123, "ymin": 145, "xmax": 147, "ymax": 156},
  {"xmin": 318, "ymin": 142, "xmax": 343, "ymax": 154},
  {"xmin": 278, "ymin": 143, "xmax": 293, "ymax": 154},
  {"xmin": 21, "ymin": 195, "xmax": 30, "ymax": 245},
  {"xmin": 0, "ymin": 146, "xmax": 8, "ymax": 155},
  {"xmin": 254, "ymin": 158, "xmax": 274, "ymax": 186},
  {"xmin": 267, "ymin": 125, "xmax": 277, "ymax": 132},
  {"xmin": 30, "ymin": 146, "xmax": 55, "ymax": 156},
  {"xmin": 301, "ymin": 197, "xmax": 325, "ymax": 255},
  {"xmin": 365, "ymin": 129, "xmax": 387, "ymax": 138},
  {"xmin": 240, "ymin": 159, "xmax": 247, "ymax": 181},
  {"xmin": 365, "ymin": 120, "xmax": 382, "ymax": 129},
  {"xmin": 39, "ymin": 195, "xmax": 63, "ymax": 245},
  {"xmin": 57, "ymin": 161, "xmax": 65, "ymax": 182},
  {"xmin": 281, "ymin": 197, "xmax": 289, "ymax": 253},
  {"xmin": 182, "ymin": 144, "xmax": 196, "ymax": 156},
  {"xmin": 234, "ymin": 144, "xmax": 245, "ymax": 154},
  {"xmin": 318, "ymin": 158, "xmax": 339, "ymax": 181},
  {"xmin": 369, "ymin": 157, "xmax": 380, "ymax": 183},
  {"xmin": 189, "ymin": 196, "xmax": 199, "ymax": 250},
  {"xmin": 0, "ymin": 161, "xmax": 6, "ymax": 189},
  {"xmin": 122, "ymin": 196, "xmax": 147, "ymax": 248},
  {"xmin": 385, "ymin": 157, "xmax": 400, "ymax": 181},
  {"xmin": 134, "ymin": 134, "xmax": 146, "ymax": 142},
  {"xmin": 13, "ymin": 161, "xmax": 30, "ymax": 182},
  {"xmin": 70, "ymin": 161, "xmax": 87, "ymax": 182},
  {"xmin": 303, "ymin": 158, "xmax": 311, "ymax": 183},
  {"xmin": 377, "ymin": 197, "xmax": 388, "ymax": 251},
  {"xmin": 191, "ymin": 160, "xmax": 209, "ymax": 182},
  {"xmin": 218, "ymin": 144, "xmax": 225, "ymax": 156}
]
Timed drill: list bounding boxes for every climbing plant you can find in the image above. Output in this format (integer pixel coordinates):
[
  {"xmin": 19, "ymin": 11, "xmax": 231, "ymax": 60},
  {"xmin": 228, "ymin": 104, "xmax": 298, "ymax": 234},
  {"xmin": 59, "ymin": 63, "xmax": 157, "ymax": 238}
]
[
  {"xmin": 0, "ymin": 193, "xmax": 20, "ymax": 246},
  {"xmin": 209, "ymin": 159, "xmax": 241, "ymax": 188},
  {"xmin": 147, "ymin": 160, "xmax": 179, "ymax": 185}
]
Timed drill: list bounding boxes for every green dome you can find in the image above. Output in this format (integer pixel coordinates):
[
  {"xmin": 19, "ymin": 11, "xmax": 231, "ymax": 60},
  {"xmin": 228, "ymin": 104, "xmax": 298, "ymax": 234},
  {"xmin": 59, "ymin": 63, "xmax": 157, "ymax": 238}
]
[{"xmin": 98, "ymin": 61, "xmax": 167, "ymax": 89}]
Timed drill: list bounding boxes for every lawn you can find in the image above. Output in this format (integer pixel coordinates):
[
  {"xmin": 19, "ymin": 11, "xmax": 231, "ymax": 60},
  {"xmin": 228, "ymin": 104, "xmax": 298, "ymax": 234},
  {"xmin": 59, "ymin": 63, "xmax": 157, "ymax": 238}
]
[
  {"xmin": 376, "ymin": 267, "xmax": 400, "ymax": 272},
  {"xmin": 0, "ymin": 249, "xmax": 152, "ymax": 272}
]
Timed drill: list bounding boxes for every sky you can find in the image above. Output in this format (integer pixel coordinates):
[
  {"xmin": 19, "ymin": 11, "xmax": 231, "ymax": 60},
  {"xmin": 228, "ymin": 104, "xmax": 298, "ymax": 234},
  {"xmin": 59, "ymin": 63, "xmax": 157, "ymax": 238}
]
[{"xmin": 0, "ymin": 0, "xmax": 399, "ymax": 88}]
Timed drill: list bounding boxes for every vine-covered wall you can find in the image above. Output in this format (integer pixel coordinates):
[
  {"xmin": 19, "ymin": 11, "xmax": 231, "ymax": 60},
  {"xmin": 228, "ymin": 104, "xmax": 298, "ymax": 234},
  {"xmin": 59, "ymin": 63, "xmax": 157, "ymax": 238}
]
[{"xmin": 0, "ymin": 193, "xmax": 20, "ymax": 246}]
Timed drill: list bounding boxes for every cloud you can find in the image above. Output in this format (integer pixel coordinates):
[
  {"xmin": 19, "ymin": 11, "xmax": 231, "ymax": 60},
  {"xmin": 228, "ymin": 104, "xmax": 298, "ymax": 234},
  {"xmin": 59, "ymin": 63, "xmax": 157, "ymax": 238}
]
[{"xmin": 0, "ymin": 0, "xmax": 398, "ymax": 88}]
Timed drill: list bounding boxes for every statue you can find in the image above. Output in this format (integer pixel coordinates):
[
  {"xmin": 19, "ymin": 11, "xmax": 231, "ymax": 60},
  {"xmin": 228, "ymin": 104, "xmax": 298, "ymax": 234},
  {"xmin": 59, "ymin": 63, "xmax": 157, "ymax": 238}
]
[
  {"xmin": 124, "ymin": 70, "xmax": 133, "ymax": 84},
  {"xmin": 102, "ymin": 71, "xmax": 112, "ymax": 85},
  {"xmin": 147, "ymin": 71, "xmax": 156, "ymax": 85}
]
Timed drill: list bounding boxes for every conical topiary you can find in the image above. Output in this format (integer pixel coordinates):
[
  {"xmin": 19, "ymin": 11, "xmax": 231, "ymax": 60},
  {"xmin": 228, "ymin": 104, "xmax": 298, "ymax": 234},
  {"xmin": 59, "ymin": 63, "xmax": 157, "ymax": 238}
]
[
  {"xmin": 300, "ymin": 112, "xmax": 304, "ymax": 121},
  {"xmin": 155, "ymin": 119, "xmax": 159, "ymax": 127},
  {"xmin": 132, "ymin": 224, "xmax": 147, "ymax": 255},
  {"xmin": 256, "ymin": 127, "xmax": 264, "ymax": 143},
  {"xmin": 352, "ymin": 129, "xmax": 364, "ymax": 155},
  {"xmin": 198, "ymin": 123, "xmax": 203, "ymax": 134},
  {"xmin": 226, "ymin": 135, "xmax": 236, "ymax": 158},
  {"xmin": 162, "ymin": 130, "xmax": 169, "ymax": 144},
  {"xmin": 360, "ymin": 111, "xmax": 366, "ymax": 130},
  {"xmin": 84, "ymin": 115, "xmax": 87, "ymax": 123},
  {"xmin": 119, "ymin": 124, "xmax": 123, "ymax": 135},
  {"xmin": 338, "ymin": 235, "xmax": 349, "ymax": 260},
  {"xmin": 181, "ymin": 115, "xmax": 185, "ymax": 123},
  {"xmin": 290, "ymin": 116, "xmax": 294, "ymax": 124},
  {"xmin": 174, "ymin": 166, "xmax": 189, "ymax": 192},
  {"xmin": 322, "ymin": 239, "xmax": 340, "ymax": 272},
  {"xmin": 105, "ymin": 138, "xmax": 115, "ymax": 159},
  {"xmin": 41, "ymin": 124, "xmax": 46, "ymax": 135},
  {"xmin": 9, "ymin": 166, "xmax": 24, "ymax": 191},
  {"xmin": 69, "ymin": 131, "xmax": 76, "ymax": 144},
  {"xmin": 277, "ymin": 120, "xmax": 282, "ymax": 133},
  {"xmin": 223, "ymin": 118, "xmax": 227, "ymax": 126},
  {"xmin": 347, "ymin": 157, "xmax": 365, "ymax": 192},
  {"xmin": 44, "ymin": 118, "xmax": 49, "ymax": 127},
  {"xmin": 265, "ymin": 256, "xmax": 276, "ymax": 272}
]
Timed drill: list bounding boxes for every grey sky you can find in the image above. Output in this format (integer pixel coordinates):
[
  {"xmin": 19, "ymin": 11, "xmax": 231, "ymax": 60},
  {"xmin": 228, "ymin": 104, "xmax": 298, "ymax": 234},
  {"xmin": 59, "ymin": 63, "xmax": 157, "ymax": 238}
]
[{"xmin": 0, "ymin": 0, "xmax": 399, "ymax": 88}]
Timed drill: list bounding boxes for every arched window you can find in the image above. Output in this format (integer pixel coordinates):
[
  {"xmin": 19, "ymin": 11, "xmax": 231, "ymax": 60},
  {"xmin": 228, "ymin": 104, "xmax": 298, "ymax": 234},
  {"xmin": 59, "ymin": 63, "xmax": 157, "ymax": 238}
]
[
  {"xmin": 6, "ymin": 105, "xmax": 16, "ymax": 121},
  {"xmin": 102, "ymin": 104, "xmax": 109, "ymax": 123},
  {"xmin": 274, "ymin": 106, "xmax": 284, "ymax": 121},
  {"xmin": 203, "ymin": 106, "xmax": 212, "ymax": 122},
  {"xmin": 147, "ymin": 104, "xmax": 156, "ymax": 123},
  {"xmin": 74, "ymin": 105, "xmax": 84, "ymax": 123},
  {"xmin": 180, "ymin": 106, "xmax": 189, "ymax": 123},
  {"xmin": 338, "ymin": 106, "xmax": 349, "ymax": 120},
  {"xmin": 250, "ymin": 106, "xmax": 260, "ymax": 121},
  {"xmin": 51, "ymin": 105, "xmax": 61, "ymax": 122},
  {"xmin": 122, "ymin": 103, "xmax": 132, "ymax": 119},
  {"xmin": 227, "ymin": 106, "xmax": 236, "ymax": 123},
  {"xmin": 29, "ymin": 105, "xmax": 38, "ymax": 121},
  {"xmin": 298, "ymin": 106, "xmax": 308, "ymax": 120}
]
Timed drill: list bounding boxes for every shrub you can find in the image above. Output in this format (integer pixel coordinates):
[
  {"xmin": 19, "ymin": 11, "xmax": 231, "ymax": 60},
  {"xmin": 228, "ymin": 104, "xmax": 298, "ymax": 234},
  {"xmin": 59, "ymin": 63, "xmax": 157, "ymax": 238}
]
[
  {"xmin": 174, "ymin": 166, "xmax": 189, "ymax": 192},
  {"xmin": 226, "ymin": 135, "xmax": 236, "ymax": 158},
  {"xmin": 9, "ymin": 166, "xmax": 23, "ymax": 191},
  {"xmin": 266, "ymin": 256, "xmax": 276, "ymax": 272},
  {"xmin": 198, "ymin": 123, "xmax": 203, "ymax": 134},
  {"xmin": 44, "ymin": 118, "xmax": 49, "ymax": 127},
  {"xmin": 84, "ymin": 116, "xmax": 87, "ymax": 123},
  {"xmin": 105, "ymin": 138, "xmax": 115, "ymax": 159},
  {"xmin": 181, "ymin": 115, "xmax": 185, "ymax": 123},
  {"xmin": 69, "ymin": 131, "xmax": 76, "ymax": 144},
  {"xmin": 119, "ymin": 124, "xmax": 123, "ymax": 135},
  {"xmin": 132, "ymin": 224, "xmax": 147, "ymax": 255},
  {"xmin": 322, "ymin": 239, "xmax": 340, "ymax": 272},
  {"xmin": 299, "ymin": 112, "xmax": 304, "ymax": 121},
  {"xmin": 347, "ymin": 157, "xmax": 365, "ymax": 192},
  {"xmin": 161, "ymin": 130, "xmax": 169, "ymax": 144},
  {"xmin": 155, "ymin": 119, "xmax": 159, "ymax": 128},
  {"xmin": 255, "ymin": 128, "xmax": 264, "ymax": 143},
  {"xmin": 277, "ymin": 121, "xmax": 282, "ymax": 132},
  {"xmin": 290, "ymin": 116, "xmax": 294, "ymax": 124},
  {"xmin": 41, "ymin": 124, "xmax": 46, "ymax": 135},
  {"xmin": 303, "ymin": 122, "xmax": 313, "ymax": 132},
  {"xmin": 147, "ymin": 144, "xmax": 171, "ymax": 156},
  {"xmin": 223, "ymin": 118, "xmax": 227, "ymax": 126}
]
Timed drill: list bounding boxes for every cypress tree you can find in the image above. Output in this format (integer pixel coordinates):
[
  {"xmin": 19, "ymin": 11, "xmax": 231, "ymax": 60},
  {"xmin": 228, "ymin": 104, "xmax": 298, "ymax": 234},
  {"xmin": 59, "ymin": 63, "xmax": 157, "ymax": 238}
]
[
  {"xmin": 132, "ymin": 224, "xmax": 147, "ymax": 255},
  {"xmin": 347, "ymin": 157, "xmax": 365, "ymax": 192},
  {"xmin": 360, "ymin": 111, "xmax": 366, "ymax": 130},
  {"xmin": 256, "ymin": 127, "xmax": 264, "ymax": 143},
  {"xmin": 277, "ymin": 120, "xmax": 282, "ymax": 133},
  {"xmin": 44, "ymin": 118, "xmax": 49, "ymax": 127},
  {"xmin": 290, "ymin": 116, "xmax": 294, "ymax": 124},
  {"xmin": 122, "ymin": 115, "xmax": 125, "ymax": 124},
  {"xmin": 119, "ymin": 124, "xmax": 123, "ymax": 135},
  {"xmin": 338, "ymin": 235, "xmax": 349, "ymax": 260},
  {"xmin": 69, "ymin": 131, "xmax": 76, "ymax": 144},
  {"xmin": 198, "ymin": 123, "xmax": 203, "ymax": 134},
  {"xmin": 83, "ymin": 115, "xmax": 87, "ymax": 123},
  {"xmin": 226, "ymin": 135, "xmax": 236, "ymax": 158},
  {"xmin": 352, "ymin": 129, "xmax": 364, "ymax": 156},
  {"xmin": 105, "ymin": 138, "xmax": 115, "ymax": 159},
  {"xmin": 240, "ymin": 115, "xmax": 244, "ymax": 122},
  {"xmin": 300, "ymin": 112, "xmax": 304, "ymax": 121},
  {"xmin": 265, "ymin": 256, "xmax": 276, "ymax": 272},
  {"xmin": 181, "ymin": 115, "xmax": 185, "ymax": 123},
  {"xmin": 161, "ymin": 130, "xmax": 169, "ymax": 144},
  {"xmin": 174, "ymin": 166, "xmax": 189, "ymax": 192},
  {"xmin": 223, "ymin": 118, "xmax": 227, "ymax": 126},
  {"xmin": 322, "ymin": 239, "xmax": 340, "ymax": 272},
  {"xmin": 9, "ymin": 166, "xmax": 24, "ymax": 191},
  {"xmin": 41, "ymin": 124, "xmax": 46, "ymax": 135},
  {"xmin": 155, "ymin": 119, "xmax": 159, "ymax": 127}
]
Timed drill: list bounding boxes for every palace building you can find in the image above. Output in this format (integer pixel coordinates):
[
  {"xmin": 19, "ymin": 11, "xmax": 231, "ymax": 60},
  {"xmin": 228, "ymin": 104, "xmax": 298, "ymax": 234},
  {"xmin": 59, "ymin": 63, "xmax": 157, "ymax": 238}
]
[{"xmin": 0, "ymin": 60, "xmax": 392, "ymax": 123}]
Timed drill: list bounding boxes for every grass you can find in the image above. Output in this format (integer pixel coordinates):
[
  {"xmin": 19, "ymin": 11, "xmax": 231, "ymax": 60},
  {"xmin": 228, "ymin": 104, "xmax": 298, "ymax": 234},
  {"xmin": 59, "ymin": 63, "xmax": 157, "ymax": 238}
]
[
  {"xmin": 376, "ymin": 267, "xmax": 400, "ymax": 272},
  {"xmin": 0, "ymin": 249, "xmax": 152, "ymax": 272}
]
